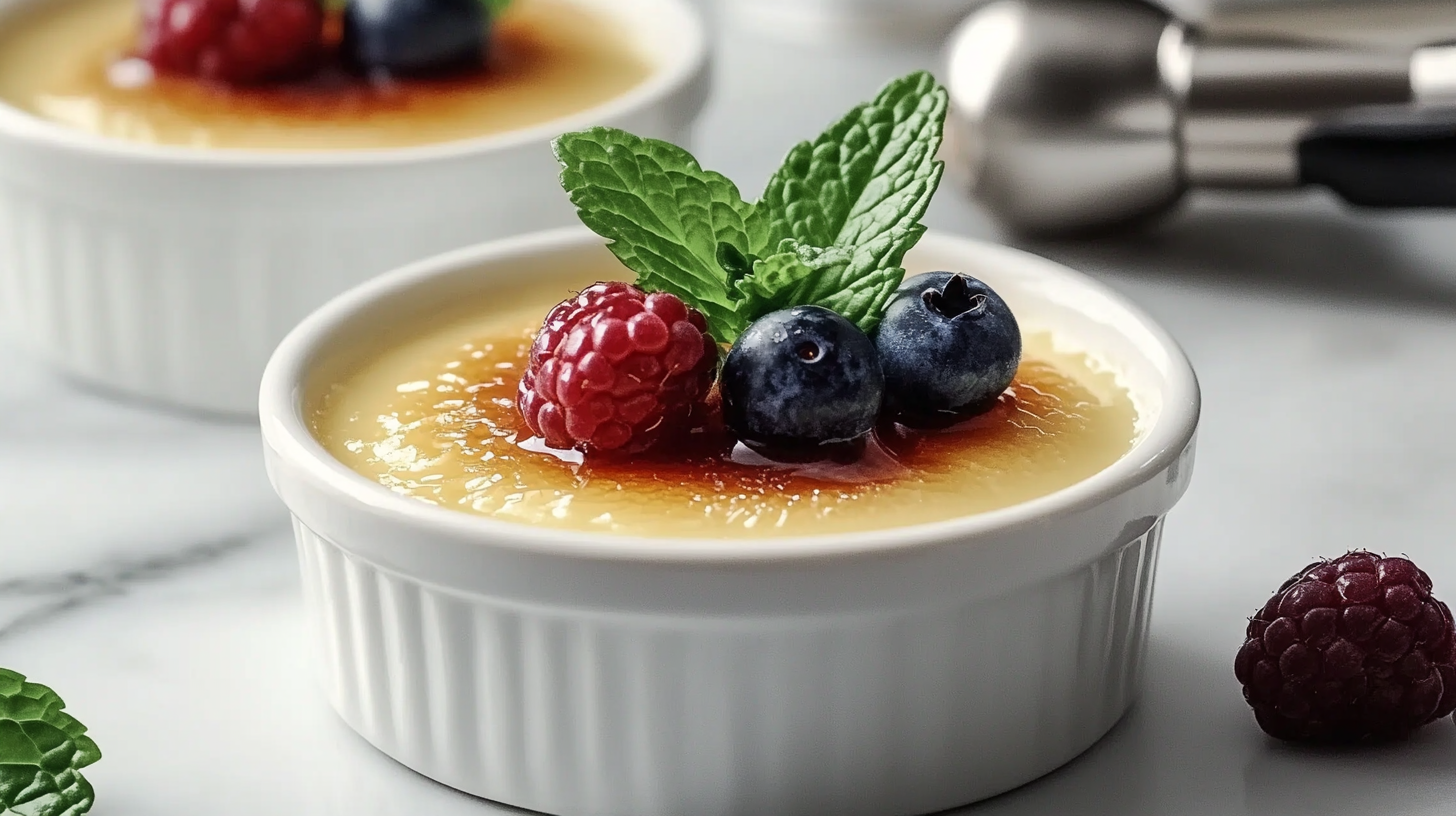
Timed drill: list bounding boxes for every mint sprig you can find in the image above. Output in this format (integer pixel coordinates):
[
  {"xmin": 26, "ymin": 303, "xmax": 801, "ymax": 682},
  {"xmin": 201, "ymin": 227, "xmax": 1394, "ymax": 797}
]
[
  {"xmin": 733, "ymin": 240, "xmax": 850, "ymax": 319},
  {"xmin": 0, "ymin": 669, "xmax": 101, "ymax": 816},
  {"xmin": 552, "ymin": 71, "xmax": 948, "ymax": 343},
  {"xmin": 553, "ymin": 129, "xmax": 774, "ymax": 340},
  {"xmin": 758, "ymin": 71, "xmax": 948, "ymax": 333}
]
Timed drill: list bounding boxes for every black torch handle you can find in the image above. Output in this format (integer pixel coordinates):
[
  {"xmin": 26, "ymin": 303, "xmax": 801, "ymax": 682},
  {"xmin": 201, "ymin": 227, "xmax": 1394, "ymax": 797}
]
[{"xmin": 1299, "ymin": 104, "xmax": 1456, "ymax": 208}]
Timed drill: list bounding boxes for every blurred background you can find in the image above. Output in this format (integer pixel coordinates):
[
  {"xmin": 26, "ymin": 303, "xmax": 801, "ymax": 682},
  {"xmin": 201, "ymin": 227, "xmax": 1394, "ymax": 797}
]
[{"xmin": 4, "ymin": 0, "xmax": 1456, "ymax": 814}]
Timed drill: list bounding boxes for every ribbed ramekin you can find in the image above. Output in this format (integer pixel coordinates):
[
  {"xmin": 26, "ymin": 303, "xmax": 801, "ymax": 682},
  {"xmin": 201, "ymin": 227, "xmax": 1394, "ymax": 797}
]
[
  {"xmin": 260, "ymin": 227, "xmax": 1200, "ymax": 816},
  {"xmin": 0, "ymin": 0, "xmax": 708, "ymax": 415}
]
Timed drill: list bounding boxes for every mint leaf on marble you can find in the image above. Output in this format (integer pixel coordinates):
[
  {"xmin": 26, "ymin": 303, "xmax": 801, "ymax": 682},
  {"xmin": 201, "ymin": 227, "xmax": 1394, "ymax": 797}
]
[{"xmin": 0, "ymin": 668, "xmax": 101, "ymax": 816}]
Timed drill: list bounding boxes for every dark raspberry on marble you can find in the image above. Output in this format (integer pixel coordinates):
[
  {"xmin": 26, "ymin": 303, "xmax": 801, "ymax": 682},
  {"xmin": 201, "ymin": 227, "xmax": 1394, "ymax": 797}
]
[
  {"xmin": 139, "ymin": 0, "xmax": 324, "ymax": 84},
  {"xmin": 518, "ymin": 282, "xmax": 717, "ymax": 454},
  {"xmin": 1235, "ymin": 551, "xmax": 1456, "ymax": 742}
]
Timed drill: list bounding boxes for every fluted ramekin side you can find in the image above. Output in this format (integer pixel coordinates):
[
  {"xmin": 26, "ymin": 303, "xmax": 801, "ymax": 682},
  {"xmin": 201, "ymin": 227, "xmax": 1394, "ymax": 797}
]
[{"xmin": 293, "ymin": 515, "xmax": 1165, "ymax": 816}]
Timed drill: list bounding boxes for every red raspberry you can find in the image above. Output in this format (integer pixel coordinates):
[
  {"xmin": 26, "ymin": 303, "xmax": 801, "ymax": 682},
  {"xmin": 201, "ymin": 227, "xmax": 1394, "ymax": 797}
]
[
  {"xmin": 138, "ymin": 0, "xmax": 324, "ymax": 85},
  {"xmin": 518, "ymin": 282, "xmax": 718, "ymax": 454},
  {"xmin": 1235, "ymin": 551, "xmax": 1456, "ymax": 742}
]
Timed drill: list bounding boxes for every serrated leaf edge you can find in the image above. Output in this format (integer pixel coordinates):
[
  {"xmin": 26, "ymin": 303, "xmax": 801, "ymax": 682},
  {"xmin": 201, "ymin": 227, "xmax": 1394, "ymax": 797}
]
[{"xmin": 0, "ymin": 669, "xmax": 99, "ymax": 815}]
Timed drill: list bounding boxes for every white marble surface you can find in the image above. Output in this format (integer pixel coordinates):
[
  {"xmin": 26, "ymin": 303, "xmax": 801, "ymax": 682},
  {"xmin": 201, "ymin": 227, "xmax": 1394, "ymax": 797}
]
[{"xmin": 6, "ymin": 2, "xmax": 1456, "ymax": 814}]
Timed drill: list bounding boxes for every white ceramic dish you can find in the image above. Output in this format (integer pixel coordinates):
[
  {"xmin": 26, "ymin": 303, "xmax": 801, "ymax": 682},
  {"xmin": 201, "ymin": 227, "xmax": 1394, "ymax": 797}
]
[
  {"xmin": 0, "ymin": 0, "xmax": 708, "ymax": 415},
  {"xmin": 722, "ymin": 0, "xmax": 982, "ymax": 45},
  {"xmin": 260, "ymin": 227, "xmax": 1200, "ymax": 816}
]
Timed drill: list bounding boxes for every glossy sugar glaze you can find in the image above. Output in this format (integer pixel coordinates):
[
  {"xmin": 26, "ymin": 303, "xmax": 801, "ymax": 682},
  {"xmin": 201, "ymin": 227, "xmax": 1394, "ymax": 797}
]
[{"xmin": 310, "ymin": 288, "xmax": 1139, "ymax": 538}]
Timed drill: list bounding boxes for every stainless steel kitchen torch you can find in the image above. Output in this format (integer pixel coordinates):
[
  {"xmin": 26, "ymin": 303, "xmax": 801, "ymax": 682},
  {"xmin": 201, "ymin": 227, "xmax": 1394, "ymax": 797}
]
[{"xmin": 943, "ymin": 0, "xmax": 1456, "ymax": 236}]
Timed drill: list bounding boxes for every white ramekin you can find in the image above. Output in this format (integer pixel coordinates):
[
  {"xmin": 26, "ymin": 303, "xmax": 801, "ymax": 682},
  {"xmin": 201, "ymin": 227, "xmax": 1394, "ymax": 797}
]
[
  {"xmin": 260, "ymin": 227, "xmax": 1200, "ymax": 816},
  {"xmin": 0, "ymin": 0, "xmax": 708, "ymax": 415},
  {"xmin": 723, "ymin": 0, "xmax": 982, "ymax": 44}
]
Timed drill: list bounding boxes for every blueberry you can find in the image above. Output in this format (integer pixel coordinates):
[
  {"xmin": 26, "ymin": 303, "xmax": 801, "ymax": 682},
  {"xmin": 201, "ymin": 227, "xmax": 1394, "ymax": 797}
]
[
  {"xmin": 875, "ymin": 272, "xmax": 1021, "ymax": 425},
  {"xmin": 721, "ymin": 306, "xmax": 884, "ymax": 454},
  {"xmin": 342, "ymin": 0, "xmax": 488, "ymax": 77}
]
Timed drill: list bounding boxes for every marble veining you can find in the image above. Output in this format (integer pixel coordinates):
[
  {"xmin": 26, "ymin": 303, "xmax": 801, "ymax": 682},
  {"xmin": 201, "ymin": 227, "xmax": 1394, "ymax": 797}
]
[{"xmin": 0, "ymin": 533, "xmax": 272, "ymax": 640}]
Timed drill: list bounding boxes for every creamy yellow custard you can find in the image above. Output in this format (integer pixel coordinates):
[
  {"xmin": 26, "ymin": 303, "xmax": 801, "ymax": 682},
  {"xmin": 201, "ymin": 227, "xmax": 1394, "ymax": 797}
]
[
  {"xmin": 308, "ymin": 280, "xmax": 1140, "ymax": 538},
  {"xmin": 0, "ymin": 0, "xmax": 652, "ymax": 150}
]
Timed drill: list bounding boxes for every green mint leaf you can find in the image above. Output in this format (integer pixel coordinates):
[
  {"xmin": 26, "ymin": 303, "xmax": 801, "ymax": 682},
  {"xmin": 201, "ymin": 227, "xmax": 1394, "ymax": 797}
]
[
  {"xmin": 760, "ymin": 70, "xmax": 947, "ymax": 248},
  {"xmin": 733, "ymin": 240, "xmax": 849, "ymax": 318},
  {"xmin": 715, "ymin": 242, "xmax": 754, "ymax": 285},
  {"xmin": 554, "ymin": 128, "xmax": 773, "ymax": 342},
  {"xmin": 733, "ymin": 238, "xmax": 905, "ymax": 333},
  {"xmin": 554, "ymin": 72, "xmax": 947, "ymax": 343},
  {"xmin": 0, "ymin": 669, "xmax": 100, "ymax": 816},
  {"xmin": 813, "ymin": 229, "xmax": 913, "ymax": 334},
  {"xmin": 757, "ymin": 70, "xmax": 948, "ymax": 327}
]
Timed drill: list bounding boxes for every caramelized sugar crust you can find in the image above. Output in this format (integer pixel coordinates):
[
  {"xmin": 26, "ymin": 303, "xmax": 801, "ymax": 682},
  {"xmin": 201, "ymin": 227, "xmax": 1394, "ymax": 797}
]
[
  {"xmin": 0, "ymin": 0, "xmax": 652, "ymax": 149},
  {"xmin": 311, "ymin": 311, "xmax": 1139, "ymax": 539}
]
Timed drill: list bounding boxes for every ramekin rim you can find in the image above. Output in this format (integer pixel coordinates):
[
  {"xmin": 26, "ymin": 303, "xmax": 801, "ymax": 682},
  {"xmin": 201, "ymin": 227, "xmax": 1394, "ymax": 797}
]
[
  {"xmin": 0, "ymin": 0, "xmax": 708, "ymax": 167},
  {"xmin": 260, "ymin": 227, "xmax": 1201, "ymax": 564}
]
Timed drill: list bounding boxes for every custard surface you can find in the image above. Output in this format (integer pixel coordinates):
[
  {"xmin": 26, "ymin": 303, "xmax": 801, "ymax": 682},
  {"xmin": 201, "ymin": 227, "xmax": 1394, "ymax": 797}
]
[
  {"xmin": 0, "ymin": 0, "xmax": 652, "ymax": 150},
  {"xmin": 309, "ymin": 289, "xmax": 1139, "ymax": 539}
]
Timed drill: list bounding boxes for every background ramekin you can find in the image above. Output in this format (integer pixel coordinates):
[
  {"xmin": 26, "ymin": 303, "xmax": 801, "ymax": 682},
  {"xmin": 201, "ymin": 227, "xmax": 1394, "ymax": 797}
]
[
  {"xmin": 260, "ymin": 227, "xmax": 1200, "ymax": 816},
  {"xmin": 0, "ymin": 0, "xmax": 708, "ymax": 415},
  {"xmin": 723, "ymin": 0, "xmax": 982, "ymax": 44}
]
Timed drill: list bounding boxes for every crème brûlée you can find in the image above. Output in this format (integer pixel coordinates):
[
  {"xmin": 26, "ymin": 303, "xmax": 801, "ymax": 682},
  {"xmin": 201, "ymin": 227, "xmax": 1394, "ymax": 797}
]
[
  {"xmin": 0, "ymin": 0, "xmax": 652, "ymax": 150},
  {"xmin": 309, "ymin": 276, "xmax": 1141, "ymax": 539}
]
